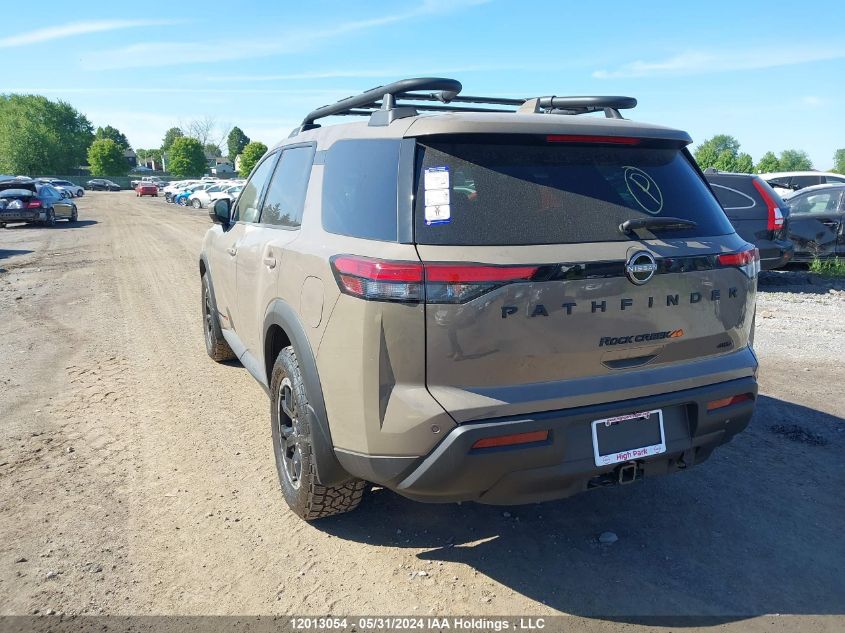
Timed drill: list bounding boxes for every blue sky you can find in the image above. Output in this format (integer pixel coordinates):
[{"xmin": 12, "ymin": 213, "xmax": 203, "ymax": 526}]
[{"xmin": 2, "ymin": 0, "xmax": 844, "ymax": 167}]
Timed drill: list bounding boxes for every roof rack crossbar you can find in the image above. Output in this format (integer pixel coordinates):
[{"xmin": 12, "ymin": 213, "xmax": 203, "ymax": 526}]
[
  {"xmin": 292, "ymin": 77, "xmax": 638, "ymax": 134},
  {"xmin": 301, "ymin": 77, "xmax": 462, "ymax": 125}
]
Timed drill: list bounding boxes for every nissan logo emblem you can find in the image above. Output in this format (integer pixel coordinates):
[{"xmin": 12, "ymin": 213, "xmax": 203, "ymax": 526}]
[{"xmin": 625, "ymin": 251, "xmax": 657, "ymax": 285}]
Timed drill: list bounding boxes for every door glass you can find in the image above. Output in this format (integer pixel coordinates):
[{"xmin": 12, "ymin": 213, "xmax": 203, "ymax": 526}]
[
  {"xmin": 233, "ymin": 154, "xmax": 277, "ymax": 223},
  {"xmin": 260, "ymin": 146, "xmax": 315, "ymax": 228}
]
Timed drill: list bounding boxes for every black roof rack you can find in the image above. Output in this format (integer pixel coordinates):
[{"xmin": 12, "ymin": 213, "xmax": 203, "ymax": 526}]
[{"xmin": 293, "ymin": 77, "xmax": 636, "ymax": 135}]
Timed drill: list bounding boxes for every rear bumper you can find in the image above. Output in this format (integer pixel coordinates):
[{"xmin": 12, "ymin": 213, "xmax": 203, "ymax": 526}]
[
  {"xmin": 337, "ymin": 376, "xmax": 757, "ymax": 505},
  {"xmin": 0, "ymin": 210, "xmax": 43, "ymax": 223},
  {"xmin": 757, "ymin": 238, "xmax": 794, "ymax": 270}
]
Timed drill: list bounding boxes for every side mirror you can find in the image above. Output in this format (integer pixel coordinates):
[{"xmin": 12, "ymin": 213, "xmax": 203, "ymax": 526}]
[{"xmin": 210, "ymin": 198, "xmax": 231, "ymax": 225}]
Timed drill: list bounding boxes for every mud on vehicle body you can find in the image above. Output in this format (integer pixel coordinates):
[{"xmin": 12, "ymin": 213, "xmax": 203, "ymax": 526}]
[{"xmin": 199, "ymin": 78, "xmax": 759, "ymax": 520}]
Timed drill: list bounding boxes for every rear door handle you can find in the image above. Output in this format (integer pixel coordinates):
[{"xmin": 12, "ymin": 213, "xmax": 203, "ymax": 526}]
[
  {"xmin": 226, "ymin": 247, "xmax": 237, "ymax": 257},
  {"xmin": 263, "ymin": 256, "xmax": 277, "ymax": 269}
]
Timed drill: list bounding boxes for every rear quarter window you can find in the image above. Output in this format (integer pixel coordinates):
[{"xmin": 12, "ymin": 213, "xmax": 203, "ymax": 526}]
[
  {"xmin": 321, "ymin": 139, "xmax": 401, "ymax": 242},
  {"xmin": 414, "ymin": 135, "xmax": 735, "ymax": 246},
  {"xmin": 709, "ymin": 182, "xmax": 756, "ymax": 210}
]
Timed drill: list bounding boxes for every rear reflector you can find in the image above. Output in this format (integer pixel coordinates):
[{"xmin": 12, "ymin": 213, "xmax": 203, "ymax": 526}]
[
  {"xmin": 707, "ymin": 393, "xmax": 753, "ymax": 412},
  {"xmin": 471, "ymin": 430, "xmax": 550, "ymax": 450},
  {"xmin": 330, "ymin": 255, "xmax": 539, "ymax": 304},
  {"xmin": 546, "ymin": 134, "xmax": 641, "ymax": 145},
  {"xmin": 752, "ymin": 178, "xmax": 785, "ymax": 231}
]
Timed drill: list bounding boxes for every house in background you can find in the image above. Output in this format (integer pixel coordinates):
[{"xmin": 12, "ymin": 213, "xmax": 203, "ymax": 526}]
[
  {"xmin": 208, "ymin": 156, "xmax": 235, "ymax": 177},
  {"xmin": 124, "ymin": 149, "xmax": 137, "ymax": 169}
]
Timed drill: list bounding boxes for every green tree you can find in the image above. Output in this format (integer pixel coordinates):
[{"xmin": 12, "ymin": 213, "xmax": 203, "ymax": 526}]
[
  {"xmin": 733, "ymin": 152, "xmax": 754, "ymax": 174},
  {"xmin": 95, "ymin": 125, "xmax": 131, "ymax": 151},
  {"xmin": 833, "ymin": 149, "xmax": 845, "ymax": 174},
  {"xmin": 0, "ymin": 94, "xmax": 93, "ymax": 175},
  {"xmin": 238, "ymin": 141, "xmax": 267, "ymax": 177},
  {"xmin": 778, "ymin": 149, "xmax": 813, "ymax": 171},
  {"xmin": 87, "ymin": 138, "xmax": 129, "ymax": 176},
  {"xmin": 227, "ymin": 126, "xmax": 250, "ymax": 160},
  {"xmin": 694, "ymin": 134, "xmax": 742, "ymax": 170},
  {"xmin": 755, "ymin": 151, "xmax": 780, "ymax": 173},
  {"xmin": 161, "ymin": 126, "xmax": 183, "ymax": 153},
  {"xmin": 168, "ymin": 137, "xmax": 207, "ymax": 177},
  {"xmin": 136, "ymin": 148, "xmax": 148, "ymax": 163},
  {"xmin": 204, "ymin": 142, "xmax": 221, "ymax": 157}
]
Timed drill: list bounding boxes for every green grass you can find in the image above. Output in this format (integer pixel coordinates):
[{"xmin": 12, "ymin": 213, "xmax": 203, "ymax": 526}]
[{"xmin": 809, "ymin": 257, "xmax": 845, "ymax": 277}]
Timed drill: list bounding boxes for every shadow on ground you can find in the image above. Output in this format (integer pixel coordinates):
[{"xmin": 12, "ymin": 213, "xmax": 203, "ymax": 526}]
[
  {"xmin": 0, "ymin": 249, "xmax": 33, "ymax": 261},
  {"xmin": 318, "ymin": 396, "xmax": 845, "ymax": 623},
  {"xmin": 2, "ymin": 219, "xmax": 98, "ymax": 231},
  {"xmin": 758, "ymin": 269, "xmax": 845, "ymax": 294}
]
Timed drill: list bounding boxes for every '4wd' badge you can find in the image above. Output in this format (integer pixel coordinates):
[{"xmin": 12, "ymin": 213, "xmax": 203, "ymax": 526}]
[{"xmin": 625, "ymin": 251, "xmax": 657, "ymax": 285}]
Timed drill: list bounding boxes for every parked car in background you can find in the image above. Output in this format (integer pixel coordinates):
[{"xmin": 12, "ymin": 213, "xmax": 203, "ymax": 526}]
[
  {"xmin": 86, "ymin": 179, "xmax": 121, "ymax": 191},
  {"xmin": 174, "ymin": 182, "xmax": 214, "ymax": 206},
  {"xmin": 188, "ymin": 182, "xmax": 238, "ymax": 209},
  {"xmin": 38, "ymin": 178, "xmax": 84, "ymax": 198},
  {"xmin": 704, "ymin": 169, "xmax": 793, "ymax": 269},
  {"xmin": 130, "ymin": 175, "xmax": 167, "ymax": 189},
  {"xmin": 135, "ymin": 182, "xmax": 158, "ymax": 197},
  {"xmin": 0, "ymin": 180, "xmax": 77, "ymax": 227},
  {"xmin": 761, "ymin": 171, "xmax": 845, "ymax": 199},
  {"xmin": 784, "ymin": 184, "xmax": 845, "ymax": 263},
  {"xmin": 163, "ymin": 180, "xmax": 202, "ymax": 203}
]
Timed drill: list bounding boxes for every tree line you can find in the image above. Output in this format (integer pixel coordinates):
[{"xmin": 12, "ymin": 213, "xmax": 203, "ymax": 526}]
[
  {"xmin": 3, "ymin": 94, "xmax": 842, "ymax": 180},
  {"xmin": 694, "ymin": 134, "xmax": 844, "ymax": 174},
  {"xmin": 0, "ymin": 94, "xmax": 268, "ymax": 179}
]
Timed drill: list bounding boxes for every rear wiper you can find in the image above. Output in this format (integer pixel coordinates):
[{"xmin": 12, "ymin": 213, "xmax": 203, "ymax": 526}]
[{"xmin": 619, "ymin": 217, "xmax": 697, "ymax": 235}]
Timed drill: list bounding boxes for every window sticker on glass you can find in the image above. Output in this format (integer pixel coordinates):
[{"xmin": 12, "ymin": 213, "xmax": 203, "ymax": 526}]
[{"xmin": 424, "ymin": 166, "xmax": 451, "ymax": 225}]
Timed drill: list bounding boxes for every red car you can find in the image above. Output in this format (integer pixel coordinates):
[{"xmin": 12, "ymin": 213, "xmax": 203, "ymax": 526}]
[{"xmin": 135, "ymin": 183, "xmax": 158, "ymax": 197}]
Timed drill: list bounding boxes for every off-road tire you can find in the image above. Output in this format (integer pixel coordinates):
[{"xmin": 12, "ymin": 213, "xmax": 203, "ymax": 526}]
[
  {"xmin": 270, "ymin": 346, "xmax": 366, "ymax": 520},
  {"xmin": 201, "ymin": 273, "xmax": 235, "ymax": 362}
]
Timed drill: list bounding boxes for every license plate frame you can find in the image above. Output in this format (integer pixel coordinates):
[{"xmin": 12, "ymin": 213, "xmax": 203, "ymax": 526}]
[{"xmin": 591, "ymin": 409, "xmax": 666, "ymax": 467}]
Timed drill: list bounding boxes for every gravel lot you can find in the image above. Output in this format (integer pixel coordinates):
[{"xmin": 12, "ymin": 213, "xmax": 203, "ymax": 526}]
[{"xmin": 0, "ymin": 192, "xmax": 843, "ymax": 631}]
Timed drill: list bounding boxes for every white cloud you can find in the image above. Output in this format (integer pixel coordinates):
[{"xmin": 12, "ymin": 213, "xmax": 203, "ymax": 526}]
[
  {"xmin": 80, "ymin": 0, "xmax": 491, "ymax": 70},
  {"xmin": 801, "ymin": 95, "xmax": 825, "ymax": 107},
  {"xmin": 593, "ymin": 47, "xmax": 845, "ymax": 78},
  {"xmin": 0, "ymin": 19, "xmax": 176, "ymax": 48}
]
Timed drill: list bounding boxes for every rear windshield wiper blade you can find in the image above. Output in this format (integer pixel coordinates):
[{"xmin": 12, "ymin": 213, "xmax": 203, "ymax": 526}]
[{"xmin": 619, "ymin": 217, "xmax": 697, "ymax": 235}]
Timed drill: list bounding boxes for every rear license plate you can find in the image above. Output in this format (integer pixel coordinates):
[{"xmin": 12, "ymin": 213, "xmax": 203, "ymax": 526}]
[{"xmin": 591, "ymin": 409, "xmax": 665, "ymax": 467}]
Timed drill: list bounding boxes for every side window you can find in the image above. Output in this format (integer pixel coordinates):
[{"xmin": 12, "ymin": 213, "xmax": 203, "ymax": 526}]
[
  {"xmin": 824, "ymin": 175, "xmax": 845, "ymax": 184},
  {"xmin": 792, "ymin": 175, "xmax": 822, "ymax": 189},
  {"xmin": 791, "ymin": 192, "xmax": 837, "ymax": 214},
  {"xmin": 322, "ymin": 139, "xmax": 401, "ymax": 241},
  {"xmin": 260, "ymin": 145, "xmax": 315, "ymax": 228},
  {"xmin": 710, "ymin": 183, "xmax": 755, "ymax": 210},
  {"xmin": 233, "ymin": 153, "xmax": 277, "ymax": 223}
]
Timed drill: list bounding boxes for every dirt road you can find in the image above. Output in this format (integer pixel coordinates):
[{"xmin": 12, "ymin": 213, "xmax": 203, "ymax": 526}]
[{"xmin": 1, "ymin": 192, "xmax": 843, "ymax": 626}]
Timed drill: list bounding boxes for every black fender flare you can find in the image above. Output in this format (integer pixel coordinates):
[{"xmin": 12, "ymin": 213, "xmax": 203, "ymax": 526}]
[{"xmin": 263, "ymin": 299, "xmax": 350, "ymax": 486}]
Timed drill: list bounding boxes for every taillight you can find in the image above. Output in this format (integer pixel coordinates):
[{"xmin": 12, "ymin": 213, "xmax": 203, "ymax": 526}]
[
  {"xmin": 425, "ymin": 263, "xmax": 539, "ymax": 303},
  {"xmin": 331, "ymin": 256, "xmax": 423, "ymax": 303},
  {"xmin": 330, "ymin": 256, "xmax": 539, "ymax": 304},
  {"xmin": 717, "ymin": 246, "xmax": 760, "ymax": 278},
  {"xmin": 752, "ymin": 178, "xmax": 784, "ymax": 231},
  {"xmin": 707, "ymin": 393, "xmax": 753, "ymax": 412},
  {"xmin": 546, "ymin": 134, "xmax": 640, "ymax": 145},
  {"xmin": 26, "ymin": 200, "xmax": 42, "ymax": 209}
]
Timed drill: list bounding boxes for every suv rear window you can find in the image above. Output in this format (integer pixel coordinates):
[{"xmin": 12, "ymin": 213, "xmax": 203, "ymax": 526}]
[{"xmin": 413, "ymin": 135, "xmax": 734, "ymax": 245}]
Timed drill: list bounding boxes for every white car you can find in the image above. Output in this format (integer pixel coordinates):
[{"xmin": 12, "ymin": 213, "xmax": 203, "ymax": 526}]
[
  {"xmin": 163, "ymin": 180, "xmax": 203, "ymax": 202},
  {"xmin": 41, "ymin": 178, "xmax": 84, "ymax": 197},
  {"xmin": 188, "ymin": 183, "xmax": 237, "ymax": 209},
  {"xmin": 760, "ymin": 171, "xmax": 845, "ymax": 199}
]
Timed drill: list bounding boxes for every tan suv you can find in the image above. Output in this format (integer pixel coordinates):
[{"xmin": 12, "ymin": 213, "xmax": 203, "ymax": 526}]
[{"xmin": 200, "ymin": 78, "xmax": 760, "ymax": 520}]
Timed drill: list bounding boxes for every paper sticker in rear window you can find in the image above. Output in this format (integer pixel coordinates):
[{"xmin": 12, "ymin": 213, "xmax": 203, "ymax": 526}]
[{"xmin": 424, "ymin": 166, "xmax": 451, "ymax": 225}]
